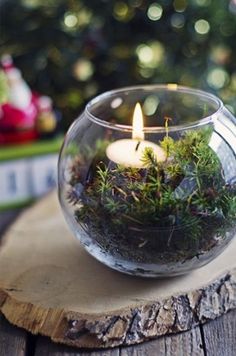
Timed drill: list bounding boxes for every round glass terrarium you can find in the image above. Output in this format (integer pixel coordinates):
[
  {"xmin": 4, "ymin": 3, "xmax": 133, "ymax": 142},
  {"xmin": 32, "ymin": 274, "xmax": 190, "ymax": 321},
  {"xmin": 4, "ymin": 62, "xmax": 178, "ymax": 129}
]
[{"xmin": 58, "ymin": 85, "xmax": 236, "ymax": 277}]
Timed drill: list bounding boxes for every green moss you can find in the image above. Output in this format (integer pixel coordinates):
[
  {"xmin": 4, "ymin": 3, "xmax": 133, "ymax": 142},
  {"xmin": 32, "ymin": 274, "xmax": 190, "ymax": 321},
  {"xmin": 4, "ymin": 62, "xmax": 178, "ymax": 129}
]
[{"xmin": 68, "ymin": 128, "xmax": 236, "ymax": 246}]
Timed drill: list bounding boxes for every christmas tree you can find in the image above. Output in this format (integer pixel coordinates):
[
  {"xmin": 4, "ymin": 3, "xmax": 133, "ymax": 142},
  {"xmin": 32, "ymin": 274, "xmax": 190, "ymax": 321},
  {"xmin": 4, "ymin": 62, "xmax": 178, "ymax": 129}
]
[{"xmin": 1, "ymin": 0, "xmax": 236, "ymax": 127}]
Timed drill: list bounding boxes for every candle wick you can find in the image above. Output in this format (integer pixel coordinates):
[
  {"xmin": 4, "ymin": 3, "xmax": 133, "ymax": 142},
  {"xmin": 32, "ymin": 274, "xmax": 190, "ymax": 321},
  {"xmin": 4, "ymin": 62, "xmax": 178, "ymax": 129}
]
[{"xmin": 135, "ymin": 141, "xmax": 141, "ymax": 151}]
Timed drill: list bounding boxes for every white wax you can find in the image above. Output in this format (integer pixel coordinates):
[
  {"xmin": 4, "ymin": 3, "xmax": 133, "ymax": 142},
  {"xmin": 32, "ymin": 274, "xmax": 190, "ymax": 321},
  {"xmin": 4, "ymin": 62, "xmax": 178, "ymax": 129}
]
[{"xmin": 106, "ymin": 139, "xmax": 166, "ymax": 168}]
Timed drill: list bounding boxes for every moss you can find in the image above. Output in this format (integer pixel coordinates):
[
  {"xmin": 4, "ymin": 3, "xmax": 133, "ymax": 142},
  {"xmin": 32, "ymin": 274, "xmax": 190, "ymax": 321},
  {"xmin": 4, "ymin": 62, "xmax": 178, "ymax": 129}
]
[{"xmin": 67, "ymin": 128, "xmax": 236, "ymax": 262}]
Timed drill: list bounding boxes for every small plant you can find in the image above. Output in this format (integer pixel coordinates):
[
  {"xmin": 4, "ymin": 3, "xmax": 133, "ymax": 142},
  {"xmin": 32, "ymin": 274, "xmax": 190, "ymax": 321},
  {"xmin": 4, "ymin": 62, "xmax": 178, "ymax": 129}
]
[{"xmin": 67, "ymin": 127, "xmax": 236, "ymax": 265}]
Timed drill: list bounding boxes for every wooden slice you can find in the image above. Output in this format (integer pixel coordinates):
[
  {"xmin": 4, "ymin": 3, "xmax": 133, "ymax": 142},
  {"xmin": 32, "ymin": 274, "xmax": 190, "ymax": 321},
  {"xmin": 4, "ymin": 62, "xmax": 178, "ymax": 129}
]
[{"xmin": 0, "ymin": 192, "xmax": 236, "ymax": 349}]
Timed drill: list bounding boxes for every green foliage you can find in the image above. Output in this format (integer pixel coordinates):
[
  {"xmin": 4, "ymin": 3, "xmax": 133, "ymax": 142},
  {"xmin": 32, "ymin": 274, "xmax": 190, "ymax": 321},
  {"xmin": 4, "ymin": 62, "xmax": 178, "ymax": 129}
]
[
  {"xmin": 141, "ymin": 146, "xmax": 158, "ymax": 167},
  {"xmin": 160, "ymin": 136, "xmax": 175, "ymax": 158},
  {"xmin": 68, "ymin": 128, "xmax": 236, "ymax": 247}
]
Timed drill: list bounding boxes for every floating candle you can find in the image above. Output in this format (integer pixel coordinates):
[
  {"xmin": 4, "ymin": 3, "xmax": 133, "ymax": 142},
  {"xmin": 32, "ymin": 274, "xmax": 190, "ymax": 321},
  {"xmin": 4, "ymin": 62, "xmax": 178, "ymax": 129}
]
[{"xmin": 106, "ymin": 103, "xmax": 166, "ymax": 168}]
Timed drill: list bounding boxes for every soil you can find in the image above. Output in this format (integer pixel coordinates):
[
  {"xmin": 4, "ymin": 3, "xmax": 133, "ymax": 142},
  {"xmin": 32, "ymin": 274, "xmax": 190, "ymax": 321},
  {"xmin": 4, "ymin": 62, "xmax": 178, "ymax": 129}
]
[{"xmin": 75, "ymin": 213, "xmax": 236, "ymax": 275}]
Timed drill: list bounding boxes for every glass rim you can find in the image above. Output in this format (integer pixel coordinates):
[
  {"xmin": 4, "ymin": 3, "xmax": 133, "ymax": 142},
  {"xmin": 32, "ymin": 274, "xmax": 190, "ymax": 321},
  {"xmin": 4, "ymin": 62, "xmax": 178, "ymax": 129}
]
[{"xmin": 85, "ymin": 84, "xmax": 224, "ymax": 133}]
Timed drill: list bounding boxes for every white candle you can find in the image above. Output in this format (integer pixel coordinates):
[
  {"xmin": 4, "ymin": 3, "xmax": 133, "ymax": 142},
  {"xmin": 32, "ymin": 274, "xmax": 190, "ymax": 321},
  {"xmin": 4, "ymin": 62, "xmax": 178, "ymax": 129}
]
[
  {"xmin": 106, "ymin": 103, "xmax": 166, "ymax": 168},
  {"xmin": 106, "ymin": 139, "xmax": 166, "ymax": 168}
]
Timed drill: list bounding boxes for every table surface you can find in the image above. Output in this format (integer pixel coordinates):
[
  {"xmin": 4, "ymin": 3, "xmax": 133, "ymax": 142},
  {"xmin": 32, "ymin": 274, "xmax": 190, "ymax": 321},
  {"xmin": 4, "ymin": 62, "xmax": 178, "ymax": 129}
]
[{"xmin": 0, "ymin": 209, "xmax": 236, "ymax": 356}]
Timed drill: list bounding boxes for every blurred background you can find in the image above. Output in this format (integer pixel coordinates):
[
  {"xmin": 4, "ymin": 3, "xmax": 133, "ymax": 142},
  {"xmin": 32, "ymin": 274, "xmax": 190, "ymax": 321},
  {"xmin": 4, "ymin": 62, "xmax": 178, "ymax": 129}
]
[
  {"xmin": 0, "ymin": 0, "xmax": 236, "ymax": 210},
  {"xmin": 1, "ymin": 0, "xmax": 236, "ymax": 126}
]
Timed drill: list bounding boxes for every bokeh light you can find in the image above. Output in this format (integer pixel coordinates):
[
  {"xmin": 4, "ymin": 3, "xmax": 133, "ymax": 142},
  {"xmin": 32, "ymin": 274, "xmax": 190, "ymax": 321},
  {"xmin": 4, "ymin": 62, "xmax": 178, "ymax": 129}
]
[
  {"xmin": 77, "ymin": 9, "xmax": 92, "ymax": 26},
  {"xmin": 207, "ymin": 68, "xmax": 230, "ymax": 89},
  {"xmin": 136, "ymin": 41, "xmax": 165, "ymax": 68},
  {"xmin": 173, "ymin": 0, "xmax": 187, "ymax": 13},
  {"xmin": 194, "ymin": 19, "xmax": 210, "ymax": 34},
  {"xmin": 136, "ymin": 45, "xmax": 153, "ymax": 64},
  {"xmin": 73, "ymin": 59, "xmax": 94, "ymax": 81},
  {"xmin": 210, "ymin": 45, "xmax": 231, "ymax": 65},
  {"xmin": 171, "ymin": 13, "xmax": 185, "ymax": 28},
  {"xmin": 64, "ymin": 12, "xmax": 78, "ymax": 28},
  {"xmin": 113, "ymin": 2, "xmax": 134, "ymax": 22},
  {"xmin": 147, "ymin": 3, "xmax": 163, "ymax": 21}
]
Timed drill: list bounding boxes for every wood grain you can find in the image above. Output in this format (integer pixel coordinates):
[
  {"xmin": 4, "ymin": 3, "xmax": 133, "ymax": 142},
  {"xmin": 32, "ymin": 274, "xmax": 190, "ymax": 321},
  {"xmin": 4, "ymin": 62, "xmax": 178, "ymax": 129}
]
[
  {"xmin": 202, "ymin": 308, "xmax": 236, "ymax": 356},
  {"xmin": 0, "ymin": 192, "xmax": 236, "ymax": 349},
  {"xmin": 120, "ymin": 327, "xmax": 204, "ymax": 356},
  {"xmin": 34, "ymin": 326, "xmax": 204, "ymax": 356},
  {"xmin": 0, "ymin": 313, "xmax": 27, "ymax": 356},
  {"xmin": 34, "ymin": 336, "xmax": 120, "ymax": 356}
]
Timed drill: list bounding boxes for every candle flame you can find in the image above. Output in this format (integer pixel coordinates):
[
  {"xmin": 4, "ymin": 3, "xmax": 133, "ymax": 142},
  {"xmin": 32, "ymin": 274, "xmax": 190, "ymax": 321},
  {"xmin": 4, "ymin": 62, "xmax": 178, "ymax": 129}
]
[{"xmin": 132, "ymin": 102, "xmax": 144, "ymax": 140}]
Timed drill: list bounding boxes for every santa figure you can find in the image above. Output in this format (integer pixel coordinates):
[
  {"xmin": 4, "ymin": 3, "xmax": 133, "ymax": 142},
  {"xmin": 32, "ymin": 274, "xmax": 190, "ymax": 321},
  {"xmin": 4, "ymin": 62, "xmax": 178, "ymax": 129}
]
[{"xmin": 0, "ymin": 55, "xmax": 58, "ymax": 144}]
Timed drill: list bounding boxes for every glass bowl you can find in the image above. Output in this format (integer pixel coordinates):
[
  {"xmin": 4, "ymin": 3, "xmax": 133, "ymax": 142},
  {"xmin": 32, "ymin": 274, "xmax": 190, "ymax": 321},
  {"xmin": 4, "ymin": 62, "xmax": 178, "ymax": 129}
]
[{"xmin": 58, "ymin": 85, "xmax": 236, "ymax": 277}]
